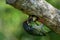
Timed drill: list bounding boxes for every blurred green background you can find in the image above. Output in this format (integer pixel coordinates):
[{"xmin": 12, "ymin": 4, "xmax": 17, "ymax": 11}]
[{"xmin": 0, "ymin": 0, "xmax": 60, "ymax": 40}]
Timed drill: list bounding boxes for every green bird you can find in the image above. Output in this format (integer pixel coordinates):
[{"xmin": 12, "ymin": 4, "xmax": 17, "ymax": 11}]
[{"xmin": 23, "ymin": 16, "xmax": 50, "ymax": 36}]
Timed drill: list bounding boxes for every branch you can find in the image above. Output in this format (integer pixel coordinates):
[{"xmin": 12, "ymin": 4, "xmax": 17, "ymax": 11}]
[{"xmin": 6, "ymin": 0, "xmax": 60, "ymax": 34}]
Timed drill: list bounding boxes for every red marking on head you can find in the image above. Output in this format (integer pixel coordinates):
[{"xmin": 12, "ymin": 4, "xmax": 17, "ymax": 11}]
[{"xmin": 38, "ymin": 18, "xmax": 44, "ymax": 23}]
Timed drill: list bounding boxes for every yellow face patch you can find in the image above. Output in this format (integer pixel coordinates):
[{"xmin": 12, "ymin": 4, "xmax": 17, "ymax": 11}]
[{"xmin": 33, "ymin": 17, "xmax": 37, "ymax": 21}]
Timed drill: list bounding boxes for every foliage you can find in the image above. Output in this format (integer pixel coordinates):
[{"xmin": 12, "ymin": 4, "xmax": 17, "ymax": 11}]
[{"xmin": 46, "ymin": 0, "xmax": 60, "ymax": 9}]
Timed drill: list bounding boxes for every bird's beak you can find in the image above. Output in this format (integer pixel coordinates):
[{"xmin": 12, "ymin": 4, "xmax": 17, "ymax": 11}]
[{"xmin": 6, "ymin": 0, "xmax": 16, "ymax": 4}]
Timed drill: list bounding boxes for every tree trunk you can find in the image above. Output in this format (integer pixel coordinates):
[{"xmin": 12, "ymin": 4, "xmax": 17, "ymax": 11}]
[{"xmin": 6, "ymin": 0, "xmax": 60, "ymax": 34}]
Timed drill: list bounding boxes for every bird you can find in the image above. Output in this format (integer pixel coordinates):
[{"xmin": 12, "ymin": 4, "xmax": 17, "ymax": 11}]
[
  {"xmin": 23, "ymin": 15, "xmax": 50, "ymax": 36},
  {"xmin": 6, "ymin": 0, "xmax": 60, "ymax": 35}
]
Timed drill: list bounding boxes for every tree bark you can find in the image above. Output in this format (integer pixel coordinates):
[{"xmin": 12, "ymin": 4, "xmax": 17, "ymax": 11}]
[{"xmin": 6, "ymin": 0, "xmax": 60, "ymax": 34}]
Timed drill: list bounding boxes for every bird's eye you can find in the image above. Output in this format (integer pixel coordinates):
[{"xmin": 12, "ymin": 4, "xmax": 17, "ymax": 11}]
[{"xmin": 6, "ymin": 0, "xmax": 16, "ymax": 4}]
